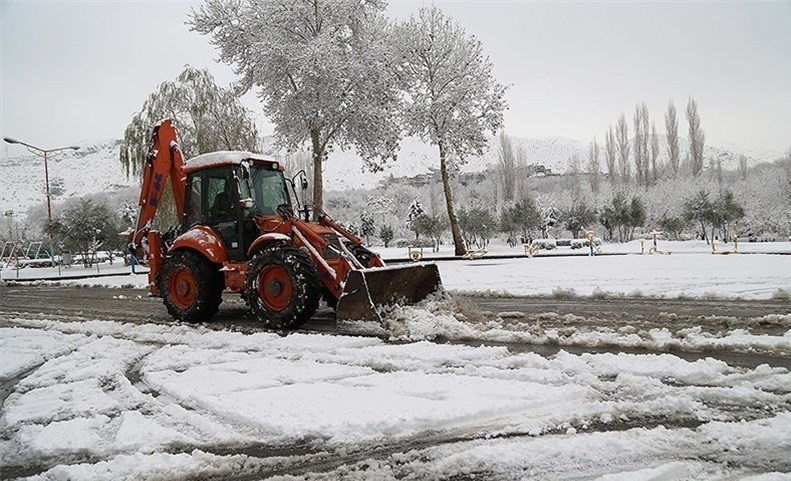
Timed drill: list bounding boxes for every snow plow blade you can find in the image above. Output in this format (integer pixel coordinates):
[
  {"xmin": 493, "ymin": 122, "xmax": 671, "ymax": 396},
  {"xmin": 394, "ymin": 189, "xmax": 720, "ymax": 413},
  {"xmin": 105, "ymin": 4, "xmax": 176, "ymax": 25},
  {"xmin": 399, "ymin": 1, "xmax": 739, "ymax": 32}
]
[{"xmin": 335, "ymin": 263, "xmax": 443, "ymax": 322}]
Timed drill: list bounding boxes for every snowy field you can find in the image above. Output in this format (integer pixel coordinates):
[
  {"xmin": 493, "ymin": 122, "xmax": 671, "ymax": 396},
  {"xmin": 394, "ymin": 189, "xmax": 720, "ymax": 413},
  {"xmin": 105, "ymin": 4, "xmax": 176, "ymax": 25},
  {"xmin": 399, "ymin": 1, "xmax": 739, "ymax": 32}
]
[
  {"xmin": 1, "ymin": 316, "xmax": 790, "ymax": 480},
  {"xmin": 376, "ymin": 239, "xmax": 791, "ymax": 259},
  {"xmin": 12, "ymin": 247, "xmax": 791, "ymax": 301}
]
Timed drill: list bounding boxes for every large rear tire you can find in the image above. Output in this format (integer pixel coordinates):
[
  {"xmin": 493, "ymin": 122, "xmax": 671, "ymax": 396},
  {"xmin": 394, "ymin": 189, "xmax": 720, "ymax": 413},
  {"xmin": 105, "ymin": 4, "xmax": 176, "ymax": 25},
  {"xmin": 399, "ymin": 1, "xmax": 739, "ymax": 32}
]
[
  {"xmin": 245, "ymin": 247, "xmax": 321, "ymax": 330},
  {"xmin": 160, "ymin": 251, "xmax": 223, "ymax": 323}
]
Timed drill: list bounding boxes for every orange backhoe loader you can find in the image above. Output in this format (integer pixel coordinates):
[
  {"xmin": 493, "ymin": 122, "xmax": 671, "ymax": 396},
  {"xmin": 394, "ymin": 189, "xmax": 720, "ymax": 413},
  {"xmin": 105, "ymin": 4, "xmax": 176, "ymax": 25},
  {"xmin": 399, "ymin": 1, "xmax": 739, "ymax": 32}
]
[{"xmin": 129, "ymin": 119, "xmax": 442, "ymax": 329}]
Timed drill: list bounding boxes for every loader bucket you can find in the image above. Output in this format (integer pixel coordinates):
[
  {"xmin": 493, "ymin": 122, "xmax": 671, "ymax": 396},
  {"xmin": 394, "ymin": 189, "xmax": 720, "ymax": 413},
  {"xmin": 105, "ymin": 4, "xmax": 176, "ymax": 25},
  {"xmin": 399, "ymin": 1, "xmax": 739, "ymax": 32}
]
[{"xmin": 335, "ymin": 263, "xmax": 443, "ymax": 322}]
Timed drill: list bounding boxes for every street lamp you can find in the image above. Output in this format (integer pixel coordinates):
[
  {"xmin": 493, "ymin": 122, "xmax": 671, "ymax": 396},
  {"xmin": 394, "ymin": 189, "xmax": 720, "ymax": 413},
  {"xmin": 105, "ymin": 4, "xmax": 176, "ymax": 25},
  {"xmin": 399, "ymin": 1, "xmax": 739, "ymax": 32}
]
[{"xmin": 3, "ymin": 137, "xmax": 79, "ymax": 222}]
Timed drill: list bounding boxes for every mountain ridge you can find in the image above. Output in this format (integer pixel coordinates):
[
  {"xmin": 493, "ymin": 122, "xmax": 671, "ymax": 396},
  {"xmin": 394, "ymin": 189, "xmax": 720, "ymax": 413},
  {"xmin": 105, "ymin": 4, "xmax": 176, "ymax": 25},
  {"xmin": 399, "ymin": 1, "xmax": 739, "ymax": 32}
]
[{"xmin": 1, "ymin": 135, "xmax": 783, "ymax": 218}]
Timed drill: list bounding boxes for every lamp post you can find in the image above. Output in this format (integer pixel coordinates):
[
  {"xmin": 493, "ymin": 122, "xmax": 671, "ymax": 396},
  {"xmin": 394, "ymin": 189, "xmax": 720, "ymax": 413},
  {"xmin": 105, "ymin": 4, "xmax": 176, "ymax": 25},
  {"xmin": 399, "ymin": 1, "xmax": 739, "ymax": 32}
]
[{"xmin": 3, "ymin": 137, "xmax": 80, "ymax": 222}]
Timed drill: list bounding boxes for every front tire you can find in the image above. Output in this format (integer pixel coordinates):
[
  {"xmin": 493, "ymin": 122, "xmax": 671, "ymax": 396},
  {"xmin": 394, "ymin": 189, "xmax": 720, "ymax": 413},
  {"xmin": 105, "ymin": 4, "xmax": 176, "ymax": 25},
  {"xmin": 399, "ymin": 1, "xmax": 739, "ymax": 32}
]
[
  {"xmin": 160, "ymin": 250, "xmax": 223, "ymax": 323},
  {"xmin": 245, "ymin": 247, "xmax": 321, "ymax": 330}
]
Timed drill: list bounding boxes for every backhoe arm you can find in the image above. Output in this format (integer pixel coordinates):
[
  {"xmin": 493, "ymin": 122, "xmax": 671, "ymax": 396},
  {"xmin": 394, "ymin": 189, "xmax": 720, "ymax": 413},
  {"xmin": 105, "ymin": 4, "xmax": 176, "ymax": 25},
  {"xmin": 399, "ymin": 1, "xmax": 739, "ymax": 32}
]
[{"xmin": 130, "ymin": 119, "xmax": 186, "ymax": 253}]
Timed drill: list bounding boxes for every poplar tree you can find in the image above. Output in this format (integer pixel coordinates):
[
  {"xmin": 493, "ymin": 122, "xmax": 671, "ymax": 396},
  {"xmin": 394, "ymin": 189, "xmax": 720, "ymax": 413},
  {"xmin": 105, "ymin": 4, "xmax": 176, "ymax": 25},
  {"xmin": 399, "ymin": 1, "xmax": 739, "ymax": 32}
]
[{"xmin": 395, "ymin": 6, "xmax": 507, "ymax": 256}]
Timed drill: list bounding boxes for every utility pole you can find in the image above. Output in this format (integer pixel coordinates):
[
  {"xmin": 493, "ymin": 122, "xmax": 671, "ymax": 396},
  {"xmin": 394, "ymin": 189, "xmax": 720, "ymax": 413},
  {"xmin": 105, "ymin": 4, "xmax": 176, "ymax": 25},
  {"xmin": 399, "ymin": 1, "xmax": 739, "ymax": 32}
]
[{"xmin": 3, "ymin": 137, "xmax": 79, "ymax": 222}]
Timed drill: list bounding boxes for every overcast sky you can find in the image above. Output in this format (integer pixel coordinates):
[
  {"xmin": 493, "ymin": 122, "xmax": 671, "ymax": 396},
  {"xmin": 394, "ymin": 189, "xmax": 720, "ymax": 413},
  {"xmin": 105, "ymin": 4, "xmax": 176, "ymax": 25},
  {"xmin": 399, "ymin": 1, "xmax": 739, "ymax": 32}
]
[{"xmin": 2, "ymin": 0, "xmax": 790, "ymax": 159}]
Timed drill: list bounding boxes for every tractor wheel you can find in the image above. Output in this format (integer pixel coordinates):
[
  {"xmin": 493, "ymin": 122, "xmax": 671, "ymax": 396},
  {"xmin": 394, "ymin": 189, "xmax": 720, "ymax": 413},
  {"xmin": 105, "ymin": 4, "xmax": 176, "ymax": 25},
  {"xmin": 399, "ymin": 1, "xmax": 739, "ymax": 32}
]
[
  {"xmin": 245, "ymin": 247, "xmax": 321, "ymax": 330},
  {"xmin": 160, "ymin": 251, "xmax": 223, "ymax": 323}
]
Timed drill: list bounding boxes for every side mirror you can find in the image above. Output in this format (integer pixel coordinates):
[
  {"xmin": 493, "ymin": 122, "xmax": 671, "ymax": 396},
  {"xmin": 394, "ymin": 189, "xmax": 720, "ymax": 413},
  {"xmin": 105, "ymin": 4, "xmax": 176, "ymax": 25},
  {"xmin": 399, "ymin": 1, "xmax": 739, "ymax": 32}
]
[
  {"xmin": 292, "ymin": 170, "xmax": 309, "ymax": 190},
  {"xmin": 277, "ymin": 203, "xmax": 294, "ymax": 218},
  {"xmin": 240, "ymin": 198, "xmax": 254, "ymax": 209}
]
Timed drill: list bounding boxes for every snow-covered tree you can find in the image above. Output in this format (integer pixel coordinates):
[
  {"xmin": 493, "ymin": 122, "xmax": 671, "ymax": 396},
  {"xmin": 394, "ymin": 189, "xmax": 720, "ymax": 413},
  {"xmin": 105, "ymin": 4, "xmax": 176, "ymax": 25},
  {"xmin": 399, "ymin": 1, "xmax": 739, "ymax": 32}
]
[
  {"xmin": 588, "ymin": 138, "xmax": 601, "ymax": 194},
  {"xmin": 120, "ymin": 65, "xmax": 258, "ymax": 177},
  {"xmin": 497, "ymin": 132, "xmax": 518, "ymax": 202},
  {"xmin": 604, "ymin": 126, "xmax": 618, "ymax": 184},
  {"xmin": 713, "ymin": 190, "xmax": 744, "ymax": 242},
  {"xmin": 395, "ymin": 6, "xmax": 507, "ymax": 256},
  {"xmin": 616, "ymin": 114, "xmax": 631, "ymax": 184},
  {"xmin": 686, "ymin": 97, "xmax": 705, "ymax": 177},
  {"xmin": 633, "ymin": 103, "xmax": 649, "ymax": 186},
  {"xmin": 190, "ymin": 0, "xmax": 401, "ymax": 219},
  {"xmin": 566, "ymin": 153, "xmax": 582, "ymax": 199},
  {"xmin": 665, "ymin": 101, "xmax": 680, "ymax": 176},
  {"xmin": 738, "ymin": 155, "xmax": 748, "ymax": 181},
  {"xmin": 650, "ymin": 123, "xmax": 660, "ymax": 183},
  {"xmin": 367, "ymin": 195, "xmax": 394, "ymax": 223}
]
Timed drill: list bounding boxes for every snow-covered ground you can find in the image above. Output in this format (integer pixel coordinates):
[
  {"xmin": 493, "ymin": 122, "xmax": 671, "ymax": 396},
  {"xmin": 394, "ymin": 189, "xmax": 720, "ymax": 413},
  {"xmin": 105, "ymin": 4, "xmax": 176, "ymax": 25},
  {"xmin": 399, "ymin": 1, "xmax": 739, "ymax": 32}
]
[
  {"xmin": 3, "ymin": 240, "xmax": 791, "ymax": 479},
  {"xmin": 441, "ymin": 252, "xmax": 791, "ymax": 300},
  {"xmin": 376, "ymin": 239, "xmax": 791, "ymax": 259},
  {"xmin": 1, "ymin": 316, "xmax": 790, "ymax": 480}
]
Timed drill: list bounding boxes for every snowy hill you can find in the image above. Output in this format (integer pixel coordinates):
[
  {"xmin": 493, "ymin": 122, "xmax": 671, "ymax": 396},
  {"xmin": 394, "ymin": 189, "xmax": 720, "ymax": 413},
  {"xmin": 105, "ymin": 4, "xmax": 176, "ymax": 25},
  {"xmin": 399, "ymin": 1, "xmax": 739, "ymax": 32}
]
[
  {"xmin": 281, "ymin": 135, "xmax": 594, "ymax": 189},
  {"xmin": 0, "ymin": 139, "xmax": 135, "ymax": 218},
  {"xmin": 1, "ymin": 135, "xmax": 782, "ymax": 218},
  {"xmin": 314, "ymin": 134, "xmax": 782, "ymax": 188}
]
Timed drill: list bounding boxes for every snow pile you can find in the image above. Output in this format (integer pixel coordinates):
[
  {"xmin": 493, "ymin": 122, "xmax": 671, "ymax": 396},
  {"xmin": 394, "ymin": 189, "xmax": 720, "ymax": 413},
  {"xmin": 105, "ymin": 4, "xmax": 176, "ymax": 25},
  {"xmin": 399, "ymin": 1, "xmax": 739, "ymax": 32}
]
[
  {"xmin": 371, "ymin": 298, "xmax": 791, "ymax": 356},
  {"xmin": 27, "ymin": 450, "xmax": 262, "ymax": 481}
]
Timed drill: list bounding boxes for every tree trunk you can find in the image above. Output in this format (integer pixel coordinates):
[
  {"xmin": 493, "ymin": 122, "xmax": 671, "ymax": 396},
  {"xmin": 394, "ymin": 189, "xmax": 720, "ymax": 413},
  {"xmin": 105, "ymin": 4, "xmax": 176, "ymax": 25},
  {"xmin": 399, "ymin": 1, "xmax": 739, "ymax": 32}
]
[
  {"xmin": 438, "ymin": 140, "xmax": 467, "ymax": 256},
  {"xmin": 699, "ymin": 221, "xmax": 709, "ymax": 244},
  {"xmin": 310, "ymin": 130, "xmax": 323, "ymax": 221}
]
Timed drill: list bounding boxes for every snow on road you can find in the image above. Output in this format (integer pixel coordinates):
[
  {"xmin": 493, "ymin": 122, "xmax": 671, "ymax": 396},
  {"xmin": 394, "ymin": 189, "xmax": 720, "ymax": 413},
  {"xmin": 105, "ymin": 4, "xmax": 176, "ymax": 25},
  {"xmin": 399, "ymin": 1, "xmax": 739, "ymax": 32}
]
[{"xmin": 2, "ymin": 316, "xmax": 790, "ymax": 480}]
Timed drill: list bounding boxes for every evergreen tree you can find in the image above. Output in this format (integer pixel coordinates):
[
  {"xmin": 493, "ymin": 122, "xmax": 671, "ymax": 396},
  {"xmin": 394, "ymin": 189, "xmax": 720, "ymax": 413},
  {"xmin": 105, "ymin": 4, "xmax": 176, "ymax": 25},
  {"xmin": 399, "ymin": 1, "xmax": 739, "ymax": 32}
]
[
  {"xmin": 412, "ymin": 213, "xmax": 448, "ymax": 252},
  {"xmin": 599, "ymin": 193, "xmax": 644, "ymax": 242},
  {"xmin": 560, "ymin": 201, "xmax": 597, "ymax": 239},
  {"xmin": 459, "ymin": 206, "xmax": 497, "ymax": 249},
  {"xmin": 46, "ymin": 198, "xmax": 121, "ymax": 267},
  {"xmin": 683, "ymin": 189, "xmax": 715, "ymax": 243},
  {"xmin": 713, "ymin": 190, "xmax": 745, "ymax": 242},
  {"xmin": 379, "ymin": 225, "xmax": 394, "ymax": 248},
  {"xmin": 359, "ymin": 211, "xmax": 376, "ymax": 245},
  {"xmin": 500, "ymin": 196, "xmax": 542, "ymax": 246},
  {"xmin": 405, "ymin": 196, "xmax": 426, "ymax": 240}
]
